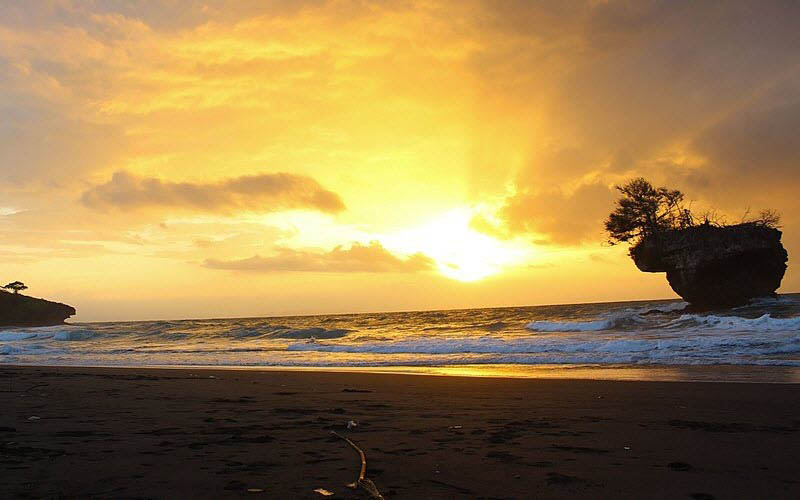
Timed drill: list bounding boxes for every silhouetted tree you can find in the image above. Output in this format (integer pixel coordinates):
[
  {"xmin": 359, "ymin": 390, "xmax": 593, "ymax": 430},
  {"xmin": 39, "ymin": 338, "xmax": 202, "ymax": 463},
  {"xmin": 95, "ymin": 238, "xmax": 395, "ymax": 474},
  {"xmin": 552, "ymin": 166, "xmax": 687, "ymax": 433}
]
[
  {"xmin": 3, "ymin": 281, "xmax": 28, "ymax": 294},
  {"xmin": 753, "ymin": 209, "xmax": 781, "ymax": 228},
  {"xmin": 605, "ymin": 178, "xmax": 782, "ymax": 247},
  {"xmin": 604, "ymin": 178, "xmax": 691, "ymax": 245}
]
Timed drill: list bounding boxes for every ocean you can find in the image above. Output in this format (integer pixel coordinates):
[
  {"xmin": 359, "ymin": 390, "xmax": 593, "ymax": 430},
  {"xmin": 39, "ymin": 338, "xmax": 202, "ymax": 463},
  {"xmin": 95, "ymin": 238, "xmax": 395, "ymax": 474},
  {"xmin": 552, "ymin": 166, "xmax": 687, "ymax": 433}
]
[{"xmin": 3, "ymin": 295, "xmax": 800, "ymax": 381}]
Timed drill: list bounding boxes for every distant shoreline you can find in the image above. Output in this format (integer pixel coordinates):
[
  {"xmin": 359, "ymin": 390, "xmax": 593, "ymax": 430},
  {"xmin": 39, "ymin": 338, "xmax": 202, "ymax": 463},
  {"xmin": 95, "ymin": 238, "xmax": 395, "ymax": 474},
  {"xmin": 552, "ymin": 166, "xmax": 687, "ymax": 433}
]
[{"xmin": 3, "ymin": 363, "xmax": 799, "ymax": 384}]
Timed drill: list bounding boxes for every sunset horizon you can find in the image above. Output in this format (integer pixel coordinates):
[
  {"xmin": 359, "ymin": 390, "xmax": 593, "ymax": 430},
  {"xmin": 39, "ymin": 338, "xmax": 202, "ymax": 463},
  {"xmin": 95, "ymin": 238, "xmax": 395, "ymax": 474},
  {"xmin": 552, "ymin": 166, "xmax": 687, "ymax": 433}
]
[
  {"xmin": 3, "ymin": 2, "xmax": 800, "ymax": 498},
  {"xmin": 4, "ymin": 1, "xmax": 800, "ymax": 322}
]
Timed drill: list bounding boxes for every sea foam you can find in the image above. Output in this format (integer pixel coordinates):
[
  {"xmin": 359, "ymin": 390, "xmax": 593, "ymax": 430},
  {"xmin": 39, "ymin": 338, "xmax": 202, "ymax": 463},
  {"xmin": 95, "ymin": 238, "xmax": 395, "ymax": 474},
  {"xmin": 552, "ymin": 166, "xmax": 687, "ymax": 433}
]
[
  {"xmin": 525, "ymin": 318, "xmax": 615, "ymax": 332},
  {"xmin": 3, "ymin": 295, "xmax": 800, "ymax": 368},
  {"xmin": 671, "ymin": 313, "xmax": 800, "ymax": 332},
  {"xmin": 0, "ymin": 331, "xmax": 40, "ymax": 341}
]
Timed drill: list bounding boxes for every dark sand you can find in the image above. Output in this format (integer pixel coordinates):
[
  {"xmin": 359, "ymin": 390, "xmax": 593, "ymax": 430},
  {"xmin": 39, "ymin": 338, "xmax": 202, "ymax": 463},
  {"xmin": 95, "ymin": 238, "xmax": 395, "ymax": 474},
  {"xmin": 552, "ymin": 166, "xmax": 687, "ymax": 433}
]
[{"xmin": 1, "ymin": 366, "xmax": 799, "ymax": 499}]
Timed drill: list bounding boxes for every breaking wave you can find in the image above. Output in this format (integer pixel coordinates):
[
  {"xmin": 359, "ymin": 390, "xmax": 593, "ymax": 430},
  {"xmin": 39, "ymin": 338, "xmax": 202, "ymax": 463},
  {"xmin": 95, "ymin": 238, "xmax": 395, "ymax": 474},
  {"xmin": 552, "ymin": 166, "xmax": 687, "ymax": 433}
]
[
  {"xmin": 525, "ymin": 318, "xmax": 616, "ymax": 332},
  {"xmin": 0, "ymin": 332, "xmax": 40, "ymax": 341},
  {"xmin": 2, "ymin": 295, "xmax": 800, "ymax": 368},
  {"xmin": 272, "ymin": 327, "xmax": 351, "ymax": 339},
  {"xmin": 288, "ymin": 331, "xmax": 800, "ymax": 356},
  {"xmin": 666, "ymin": 313, "xmax": 800, "ymax": 332}
]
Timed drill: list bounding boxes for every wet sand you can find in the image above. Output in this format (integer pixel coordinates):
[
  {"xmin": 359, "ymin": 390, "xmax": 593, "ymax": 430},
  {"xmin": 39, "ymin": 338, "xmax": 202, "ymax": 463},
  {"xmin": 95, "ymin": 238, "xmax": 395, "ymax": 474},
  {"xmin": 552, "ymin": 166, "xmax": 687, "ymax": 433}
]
[{"xmin": 1, "ymin": 366, "xmax": 799, "ymax": 499}]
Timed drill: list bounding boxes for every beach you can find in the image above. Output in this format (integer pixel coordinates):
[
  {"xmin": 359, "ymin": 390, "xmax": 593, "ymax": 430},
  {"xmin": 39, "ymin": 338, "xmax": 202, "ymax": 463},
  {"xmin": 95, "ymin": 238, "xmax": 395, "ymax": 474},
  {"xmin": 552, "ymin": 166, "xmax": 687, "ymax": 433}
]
[{"xmin": 2, "ymin": 366, "xmax": 799, "ymax": 499}]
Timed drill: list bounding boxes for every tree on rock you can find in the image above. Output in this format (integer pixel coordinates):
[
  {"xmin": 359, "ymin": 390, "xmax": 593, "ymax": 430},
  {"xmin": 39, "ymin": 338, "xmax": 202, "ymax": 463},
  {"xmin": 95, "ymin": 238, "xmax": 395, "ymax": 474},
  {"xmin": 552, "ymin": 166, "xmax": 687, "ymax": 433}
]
[
  {"xmin": 603, "ymin": 177, "xmax": 786, "ymax": 309},
  {"xmin": 3, "ymin": 281, "xmax": 28, "ymax": 294},
  {"xmin": 604, "ymin": 178, "xmax": 692, "ymax": 245}
]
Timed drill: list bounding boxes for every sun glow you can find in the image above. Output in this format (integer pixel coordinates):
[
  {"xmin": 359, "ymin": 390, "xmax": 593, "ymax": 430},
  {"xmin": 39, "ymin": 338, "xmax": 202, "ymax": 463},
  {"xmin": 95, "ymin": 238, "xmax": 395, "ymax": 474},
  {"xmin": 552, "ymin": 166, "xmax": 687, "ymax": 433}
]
[{"xmin": 381, "ymin": 208, "xmax": 528, "ymax": 282}]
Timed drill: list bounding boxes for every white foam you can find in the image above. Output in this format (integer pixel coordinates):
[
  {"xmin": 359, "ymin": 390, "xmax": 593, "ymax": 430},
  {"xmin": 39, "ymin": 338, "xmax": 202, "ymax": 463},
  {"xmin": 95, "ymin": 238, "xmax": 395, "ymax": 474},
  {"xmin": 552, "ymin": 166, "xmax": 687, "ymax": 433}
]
[
  {"xmin": 3, "ymin": 298, "xmax": 800, "ymax": 368},
  {"xmin": 525, "ymin": 318, "xmax": 615, "ymax": 332},
  {"xmin": 0, "ymin": 332, "xmax": 39, "ymax": 341},
  {"xmin": 670, "ymin": 313, "xmax": 800, "ymax": 332},
  {"xmin": 287, "ymin": 331, "xmax": 800, "ymax": 359},
  {"xmin": 54, "ymin": 330, "xmax": 95, "ymax": 341}
]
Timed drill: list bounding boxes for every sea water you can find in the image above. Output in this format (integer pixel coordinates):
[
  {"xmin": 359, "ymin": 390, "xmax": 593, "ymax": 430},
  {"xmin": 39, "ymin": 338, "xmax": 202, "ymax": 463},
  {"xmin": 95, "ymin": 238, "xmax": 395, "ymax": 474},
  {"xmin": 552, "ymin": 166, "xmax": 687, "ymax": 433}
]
[{"xmin": 2, "ymin": 295, "xmax": 800, "ymax": 380}]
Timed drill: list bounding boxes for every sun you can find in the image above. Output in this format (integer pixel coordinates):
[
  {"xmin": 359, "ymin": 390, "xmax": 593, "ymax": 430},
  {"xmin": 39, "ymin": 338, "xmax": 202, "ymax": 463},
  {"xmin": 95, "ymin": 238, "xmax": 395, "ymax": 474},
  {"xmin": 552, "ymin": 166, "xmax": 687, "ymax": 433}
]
[{"xmin": 381, "ymin": 208, "xmax": 528, "ymax": 282}]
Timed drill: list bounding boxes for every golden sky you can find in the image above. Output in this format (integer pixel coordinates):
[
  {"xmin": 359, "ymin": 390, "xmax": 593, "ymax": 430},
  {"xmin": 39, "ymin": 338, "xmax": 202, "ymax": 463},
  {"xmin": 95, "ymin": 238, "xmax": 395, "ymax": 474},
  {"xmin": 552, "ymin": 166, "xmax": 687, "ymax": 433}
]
[{"xmin": 2, "ymin": 1, "xmax": 800, "ymax": 321}]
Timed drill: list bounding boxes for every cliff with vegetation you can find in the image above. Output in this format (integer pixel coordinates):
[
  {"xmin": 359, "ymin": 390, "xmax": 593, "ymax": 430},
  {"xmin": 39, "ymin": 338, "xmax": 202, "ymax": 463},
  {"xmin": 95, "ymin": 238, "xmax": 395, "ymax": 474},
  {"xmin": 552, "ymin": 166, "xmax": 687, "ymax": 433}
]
[
  {"xmin": 630, "ymin": 223, "xmax": 788, "ymax": 308},
  {"xmin": 605, "ymin": 178, "xmax": 788, "ymax": 310},
  {"xmin": 0, "ymin": 292, "xmax": 76, "ymax": 327}
]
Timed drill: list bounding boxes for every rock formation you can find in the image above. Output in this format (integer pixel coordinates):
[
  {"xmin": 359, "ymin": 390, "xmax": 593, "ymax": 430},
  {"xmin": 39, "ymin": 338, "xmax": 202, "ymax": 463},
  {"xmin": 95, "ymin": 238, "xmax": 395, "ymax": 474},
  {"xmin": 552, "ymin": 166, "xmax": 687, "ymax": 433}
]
[
  {"xmin": 630, "ymin": 222, "xmax": 788, "ymax": 309},
  {"xmin": 0, "ymin": 292, "xmax": 76, "ymax": 327}
]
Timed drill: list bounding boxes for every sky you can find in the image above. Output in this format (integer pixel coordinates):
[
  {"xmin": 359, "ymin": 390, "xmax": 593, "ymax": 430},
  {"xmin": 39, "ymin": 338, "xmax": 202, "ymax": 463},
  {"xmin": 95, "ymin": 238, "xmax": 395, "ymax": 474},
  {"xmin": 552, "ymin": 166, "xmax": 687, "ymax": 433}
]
[{"xmin": 2, "ymin": 0, "xmax": 800, "ymax": 321}]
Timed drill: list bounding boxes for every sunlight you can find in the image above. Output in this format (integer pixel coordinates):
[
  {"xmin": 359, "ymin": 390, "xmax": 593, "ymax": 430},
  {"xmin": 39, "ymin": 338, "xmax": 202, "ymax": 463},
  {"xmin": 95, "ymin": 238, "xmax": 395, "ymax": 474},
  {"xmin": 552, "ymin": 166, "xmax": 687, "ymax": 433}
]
[{"xmin": 381, "ymin": 208, "xmax": 529, "ymax": 281}]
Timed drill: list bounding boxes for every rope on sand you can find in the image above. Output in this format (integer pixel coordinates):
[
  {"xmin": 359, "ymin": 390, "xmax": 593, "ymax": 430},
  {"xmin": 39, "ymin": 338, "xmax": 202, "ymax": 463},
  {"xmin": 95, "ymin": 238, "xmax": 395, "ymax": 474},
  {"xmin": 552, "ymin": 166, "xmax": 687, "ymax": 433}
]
[{"xmin": 330, "ymin": 431, "xmax": 386, "ymax": 499}]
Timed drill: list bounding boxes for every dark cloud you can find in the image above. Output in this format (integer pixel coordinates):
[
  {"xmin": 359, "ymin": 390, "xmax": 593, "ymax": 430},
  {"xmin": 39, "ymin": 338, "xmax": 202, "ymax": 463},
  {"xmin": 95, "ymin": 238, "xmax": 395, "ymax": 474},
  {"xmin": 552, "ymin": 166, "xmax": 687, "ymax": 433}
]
[
  {"xmin": 477, "ymin": 0, "xmax": 800, "ymax": 245},
  {"xmin": 501, "ymin": 182, "xmax": 617, "ymax": 245},
  {"xmin": 81, "ymin": 171, "xmax": 345, "ymax": 214},
  {"xmin": 552, "ymin": 1, "xmax": 800, "ymax": 154},
  {"xmin": 692, "ymin": 99, "xmax": 800, "ymax": 179},
  {"xmin": 5, "ymin": 0, "xmax": 800, "ymax": 257},
  {"xmin": 204, "ymin": 241, "xmax": 434, "ymax": 273},
  {"xmin": 479, "ymin": 1, "xmax": 588, "ymax": 39}
]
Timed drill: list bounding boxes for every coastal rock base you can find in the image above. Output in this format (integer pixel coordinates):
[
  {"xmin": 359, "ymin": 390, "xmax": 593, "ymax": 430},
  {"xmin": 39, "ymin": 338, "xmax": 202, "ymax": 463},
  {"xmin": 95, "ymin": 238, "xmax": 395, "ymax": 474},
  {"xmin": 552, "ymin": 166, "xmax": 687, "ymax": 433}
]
[
  {"xmin": 0, "ymin": 292, "xmax": 76, "ymax": 327},
  {"xmin": 631, "ymin": 223, "xmax": 788, "ymax": 309}
]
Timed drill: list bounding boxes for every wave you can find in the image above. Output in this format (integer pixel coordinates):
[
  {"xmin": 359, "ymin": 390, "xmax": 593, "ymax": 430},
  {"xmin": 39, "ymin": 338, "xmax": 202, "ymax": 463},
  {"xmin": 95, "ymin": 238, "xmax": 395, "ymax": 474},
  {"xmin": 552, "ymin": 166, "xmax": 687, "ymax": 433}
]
[
  {"xmin": 649, "ymin": 301, "xmax": 690, "ymax": 312},
  {"xmin": 0, "ymin": 323, "xmax": 352, "ymax": 351},
  {"xmin": 0, "ymin": 331, "xmax": 40, "ymax": 341},
  {"xmin": 422, "ymin": 321, "xmax": 509, "ymax": 333},
  {"xmin": 287, "ymin": 331, "xmax": 800, "ymax": 356},
  {"xmin": 660, "ymin": 313, "xmax": 800, "ymax": 332},
  {"xmin": 272, "ymin": 327, "xmax": 351, "ymax": 339},
  {"xmin": 525, "ymin": 309, "xmax": 652, "ymax": 332},
  {"xmin": 0, "ymin": 328, "xmax": 97, "ymax": 342},
  {"xmin": 525, "ymin": 308, "xmax": 800, "ymax": 334},
  {"xmin": 733, "ymin": 295, "xmax": 798, "ymax": 309},
  {"xmin": 4, "ymin": 295, "xmax": 800, "ymax": 369},
  {"xmin": 54, "ymin": 330, "xmax": 97, "ymax": 341},
  {"xmin": 525, "ymin": 318, "xmax": 615, "ymax": 332}
]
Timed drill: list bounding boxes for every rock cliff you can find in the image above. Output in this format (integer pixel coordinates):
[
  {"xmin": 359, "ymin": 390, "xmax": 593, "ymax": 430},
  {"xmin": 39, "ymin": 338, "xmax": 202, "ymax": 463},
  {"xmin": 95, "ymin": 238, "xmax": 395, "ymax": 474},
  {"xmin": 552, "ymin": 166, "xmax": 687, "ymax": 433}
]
[
  {"xmin": 630, "ymin": 223, "xmax": 788, "ymax": 309},
  {"xmin": 0, "ymin": 292, "xmax": 76, "ymax": 327}
]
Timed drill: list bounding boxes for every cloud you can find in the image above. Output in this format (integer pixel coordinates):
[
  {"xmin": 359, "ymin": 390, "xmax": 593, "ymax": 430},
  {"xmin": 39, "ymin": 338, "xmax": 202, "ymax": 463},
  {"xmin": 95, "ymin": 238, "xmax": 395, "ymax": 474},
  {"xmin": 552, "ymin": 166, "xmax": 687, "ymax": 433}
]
[
  {"xmin": 692, "ymin": 99, "xmax": 800, "ymax": 180},
  {"xmin": 204, "ymin": 241, "xmax": 434, "ymax": 273},
  {"xmin": 473, "ymin": 0, "xmax": 800, "ymax": 244},
  {"xmin": 3, "ymin": 0, "xmax": 800, "ymax": 310},
  {"xmin": 0, "ymin": 107, "xmax": 130, "ymax": 188},
  {"xmin": 500, "ymin": 182, "xmax": 617, "ymax": 245},
  {"xmin": 81, "ymin": 171, "xmax": 345, "ymax": 214}
]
